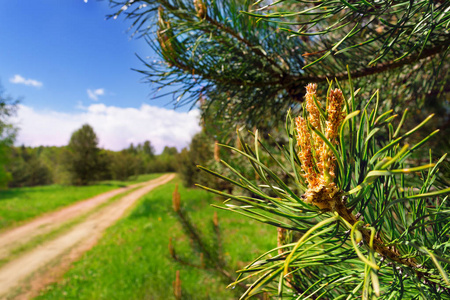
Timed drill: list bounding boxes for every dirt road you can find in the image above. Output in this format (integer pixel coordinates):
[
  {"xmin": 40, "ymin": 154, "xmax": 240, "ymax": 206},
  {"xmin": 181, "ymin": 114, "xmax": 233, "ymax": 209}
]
[
  {"xmin": 0, "ymin": 181, "xmax": 147, "ymax": 261},
  {"xmin": 0, "ymin": 173, "xmax": 175, "ymax": 298}
]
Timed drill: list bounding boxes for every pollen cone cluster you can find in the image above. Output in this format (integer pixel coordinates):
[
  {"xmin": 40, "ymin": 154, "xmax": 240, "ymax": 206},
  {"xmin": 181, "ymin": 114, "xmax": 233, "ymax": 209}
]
[
  {"xmin": 194, "ymin": 0, "xmax": 207, "ymax": 19},
  {"xmin": 295, "ymin": 84, "xmax": 345, "ymax": 210}
]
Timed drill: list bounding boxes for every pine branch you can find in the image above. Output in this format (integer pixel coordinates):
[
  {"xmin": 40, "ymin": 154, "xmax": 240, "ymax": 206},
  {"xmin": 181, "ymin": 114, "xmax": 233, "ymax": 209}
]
[
  {"xmin": 110, "ymin": 0, "xmax": 449, "ymax": 128},
  {"xmin": 198, "ymin": 82, "xmax": 450, "ymax": 298},
  {"xmin": 318, "ymin": 43, "xmax": 450, "ymax": 83}
]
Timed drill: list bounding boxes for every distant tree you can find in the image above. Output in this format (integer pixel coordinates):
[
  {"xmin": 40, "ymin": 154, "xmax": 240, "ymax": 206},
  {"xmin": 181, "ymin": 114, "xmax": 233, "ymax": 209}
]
[
  {"xmin": 96, "ymin": 149, "xmax": 113, "ymax": 181},
  {"xmin": 66, "ymin": 124, "xmax": 102, "ymax": 185},
  {"xmin": 161, "ymin": 146, "xmax": 179, "ymax": 172},
  {"xmin": 7, "ymin": 146, "xmax": 52, "ymax": 187},
  {"xmin": 133, "ymin": 140, "xmax": 155, "ymax": 174},
  {"xmin": 161, "ymin": 146, "xmax": 178, "ymax": 156},
  {"xmin": 136, "ymin": 143, "xmax": 143, "ymax": 153},
  {"xmin": 145, "ymin": 146, "xmax": 179, "ymax": 173},
  {"xmin": 0, "ymin": 84, "xmax": 18, "ymax": 188},
  {"xmin": 127, "ymin": 143, "xmax": 137, "ymax": 154},
  {"xmin": 110, "ymin": 150, "xmax": 140, "ymax": 180},
  {"xmin": 142, "ymin": 140, "xmax": 155, "ymax": 158},
  {"xmin": 177, "ymin": 131, "xmax": 213, "ymax": 187}
]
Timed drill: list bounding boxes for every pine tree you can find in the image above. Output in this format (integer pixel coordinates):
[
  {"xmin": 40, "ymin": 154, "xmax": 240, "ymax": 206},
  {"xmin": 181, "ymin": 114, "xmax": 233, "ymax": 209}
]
[{"xmin": 109, "ymin": 1, "xmax": 449, "ymax": 298}]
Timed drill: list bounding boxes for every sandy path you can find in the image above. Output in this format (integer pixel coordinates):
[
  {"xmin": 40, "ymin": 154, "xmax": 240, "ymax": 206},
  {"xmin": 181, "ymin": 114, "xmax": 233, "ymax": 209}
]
[
  {"xmin": 0, "ymin": 173, "xmax": 175, "ymax": 298},
  {"xmin": 0, "ymin": 181, "xmax": 147, "ymax": 261}
]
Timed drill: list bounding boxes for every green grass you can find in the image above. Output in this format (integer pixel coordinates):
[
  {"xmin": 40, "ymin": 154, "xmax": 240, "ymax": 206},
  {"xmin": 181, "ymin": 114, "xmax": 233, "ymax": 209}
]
[
  {"xmin": 0, "ymin": 173, "xmax": 164, "ymax": 230},
  {"xmin": 101, "ymin": 173, "xmax": 166, "ymax": 186},
  {"xmin": 36, "ymin": 177, "xmax": 273, "ymax": 300}
]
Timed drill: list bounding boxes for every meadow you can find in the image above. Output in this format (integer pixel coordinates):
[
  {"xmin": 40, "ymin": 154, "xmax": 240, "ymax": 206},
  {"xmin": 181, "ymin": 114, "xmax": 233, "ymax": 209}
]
[
  {"xmin": 0, "ymin": 174, "xmax": 162, "ymax": 230},
  {"xmin": 36, "ymin": 177, "xmax": 274, "ymax": 299}
]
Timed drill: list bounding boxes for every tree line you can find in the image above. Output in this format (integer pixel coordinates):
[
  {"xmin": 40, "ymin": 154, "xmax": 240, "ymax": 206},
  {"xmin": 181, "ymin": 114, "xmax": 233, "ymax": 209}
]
[{"xmin": 4, "ymin": 124, "xmax": 179, "ymax": 187}]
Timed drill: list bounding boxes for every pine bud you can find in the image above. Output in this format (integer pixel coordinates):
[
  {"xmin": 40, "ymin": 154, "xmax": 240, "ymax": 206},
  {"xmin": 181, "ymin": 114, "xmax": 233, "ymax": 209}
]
[
  {"xmin": 213, "ymin": 211, "xmax": 219, "ymax": 227},
  {"xmin": 214, "ymin": 140, "xmax": 220, "ymax": 162},
  {"xmin": 194, "ymin": 0, "xmax": 207, "ymax": 19},
  {"xmin": 200, "ymin": 252, "xmax": 205, "ymax": 268},
  {"xmin": 172, "ymin": 184, "xmax": 181, "ymax": 212},
  {"xmin": 173, "ymin": 270, "xmax": 182, "ymax": 299}
]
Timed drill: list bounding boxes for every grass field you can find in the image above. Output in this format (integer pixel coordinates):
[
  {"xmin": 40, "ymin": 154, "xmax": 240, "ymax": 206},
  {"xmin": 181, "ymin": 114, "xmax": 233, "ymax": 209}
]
[
  {"xmin": 0, "ymin": 173, "xmax": 164, "ymax": 230},
  {"xmin": 36, "ymin": 177, "xmax": 274, "ymax": 299},
  {"xmin": 99, "ymin": 173, "xmax": 164, "ymax": 187}
]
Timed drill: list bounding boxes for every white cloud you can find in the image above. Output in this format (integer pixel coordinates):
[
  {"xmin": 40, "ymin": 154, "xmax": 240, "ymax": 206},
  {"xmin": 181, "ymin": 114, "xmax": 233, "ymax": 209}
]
[
  {"xmin": 9, "ymin": 74, "xmax": 43, "ymax": 88},
  {"xmin": 12, "ymin": 103, "xmax": 201, "ymax": 153},
  {"xmin": 87, "ymin": 88, "xmax": 105, "ymax": 101}
]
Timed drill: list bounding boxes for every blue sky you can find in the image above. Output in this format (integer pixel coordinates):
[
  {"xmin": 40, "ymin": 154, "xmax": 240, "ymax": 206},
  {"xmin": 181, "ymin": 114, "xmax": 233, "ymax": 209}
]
[{"xmin": 0, "ymin": 0, "xmax": 200, "ymax": 152}]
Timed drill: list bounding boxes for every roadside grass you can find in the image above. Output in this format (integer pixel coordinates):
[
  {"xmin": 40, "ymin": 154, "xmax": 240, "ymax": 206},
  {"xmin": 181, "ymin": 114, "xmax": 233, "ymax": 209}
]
[
  {"xmin": 0, "ymin": 173, "xmax": 164, "ymax": 231},
  {"xmin": 37, "ymin": 177, "xmax": 274, "ymax": 300},
  {"xmin": 101, "ymin": 173, "xmax": 165, "ymax": 187}
]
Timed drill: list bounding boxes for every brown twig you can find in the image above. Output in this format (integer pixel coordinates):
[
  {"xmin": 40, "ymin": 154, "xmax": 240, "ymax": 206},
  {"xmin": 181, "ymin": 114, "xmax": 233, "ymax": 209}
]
[{"xmin": 334, "ymin": 200, "xmax": 419, "ymax": 268}]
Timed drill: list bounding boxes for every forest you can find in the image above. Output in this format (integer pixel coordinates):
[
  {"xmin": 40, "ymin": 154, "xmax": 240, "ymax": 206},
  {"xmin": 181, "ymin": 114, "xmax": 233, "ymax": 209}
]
[{"xmin": 0, "ymin": 122, "xmax": 179, "ymax": 188}]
